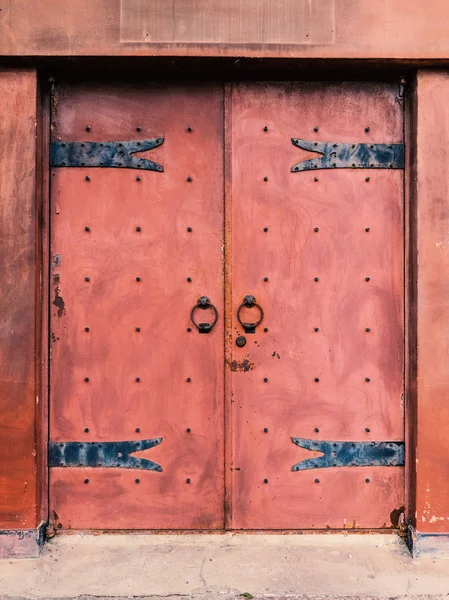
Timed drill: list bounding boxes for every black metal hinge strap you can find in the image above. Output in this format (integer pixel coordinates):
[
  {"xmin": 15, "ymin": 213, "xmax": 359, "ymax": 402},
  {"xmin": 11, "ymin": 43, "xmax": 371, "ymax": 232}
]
[
  {"xmin": 291, "ymin": 438, "xmax": 404, "ymax": 471},
  {"xmin": 291, "ymin": 139, "xmax": 404, "ymax": 172},
  {"xmin": 49, "ymin": 438, "xmax": 163, "ymax": 471},
  {"xmin": 50, "ymin": 138, "xmax": 164, "ymax": 171}
]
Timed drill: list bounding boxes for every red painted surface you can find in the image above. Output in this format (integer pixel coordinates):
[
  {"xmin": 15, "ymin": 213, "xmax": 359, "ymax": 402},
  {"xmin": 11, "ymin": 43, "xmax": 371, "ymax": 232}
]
[
  {"xmin": 0, "ymin": 70, "xmax": 38, "ymax": 530},
  {"xmin": 50, "ymin": 83, "xmax": 225, "ymax": 529},
  {"xmin": 414, "ymin": 71, "xmax": 449, "ymax": 533},
  {"xmin": 229, "ymin": 82, "xmax": 405, "ymax": 529}
]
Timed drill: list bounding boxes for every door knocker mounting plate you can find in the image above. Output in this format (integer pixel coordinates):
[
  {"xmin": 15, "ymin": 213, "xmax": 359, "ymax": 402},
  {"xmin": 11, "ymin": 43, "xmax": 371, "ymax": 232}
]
[
  {"xmin": 237, "ymin": 295, "xmax": 264, "ymax": 334},
  {"xmin": 190, "ymin": 296, "xmax": 219, "ymax": 334}
]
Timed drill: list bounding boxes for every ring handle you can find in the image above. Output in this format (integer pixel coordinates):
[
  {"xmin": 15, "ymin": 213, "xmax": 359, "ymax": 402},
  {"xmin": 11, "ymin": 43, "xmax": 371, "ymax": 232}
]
[
  {"xmin": 237, "ymin": 295, "xmax": 264, "ymax": 334},
  {"xmin": 190, "ymin": 296, "xmax": 218, "ymax": 334}
]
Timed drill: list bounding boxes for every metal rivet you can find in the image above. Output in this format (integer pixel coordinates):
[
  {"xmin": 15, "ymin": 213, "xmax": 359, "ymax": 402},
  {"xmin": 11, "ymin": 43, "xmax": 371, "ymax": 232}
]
[
  {"xmin": 84, "ymin": 377, "xmax": 89, "ymax": 382},
  {"xmin": 365, "ymin": 478, "xmax": 370, "ymax": 483},
  {"xmin": 314, "ymin": 327, "xmax": 319, "ymax": 332},
  {"xmin": 85, "ymin": 226, "xmax": 90, "ymax": 232},
  {"xmin": 264, "ymin": 277, "xmax": 269, "ymax": 282},
  {"xmin": 135, "ymin": 478, "xmax": 140, "ymax": 484},
  {"xmin": 85, "ymin": 125, "xmax": 91, "ymax": 132},
  {"xmin": 186, "ymin": 428, "xmax": 191, "ymax": 433},
  {"xmin": 135, "ymin": 427, "xmax": 140, "ymax": 433},
  {"xmin": 187, "ymin": 227, "xmax": 192, "ymax": 232},
  {"xmin": 85, "ymin": 327, "xmax": 90, "ymax": 332},
  {"xmin": 264, "ymin": 126, "xmax": 268, "ymax": 132},
  {"xmin": 264, "ymin": 478, "xmax": 268, "ymax": 484},
  {"xmin": 263, "ymin": 377, "xmax": 268, "ymax": 383},
  {"xmin": 365, "ymin": 328, "xmax": 371, "ymax": 332},
  {"xmin": 314, "ymin": 277, "xmax": 319, "ymax": 282},
  {"xmin": 365, "ymin": 377, "xmax": 370, "ymax": 382},
  {"xmin": 85, "ymin": 276, "xmax": 90, "ymax": 282},
  {"xmin": 314, "ymin": 177, "xmax": 319, "ymax": 182},
  {"xmin": 85, "ymin": 176, "xmax": 90, "ymax": 182},
  {"xmin": 365, "ymin": 277, "xmax": 370, "ymax": 282},
  {"xmin": 136, "ymin": 176, "xmax": 141, "ymax": 182},
  {"xmin": 187, "ymin": 277, "xmax": 192, "ymax": 282},
  {"xmin": 314, "ymin": 227, "xmax": 319, "ymax": 232},
  {"xmin": 366, "ymin": 177, "xmax": 370, "ymax": 182},
  {"xmin": 136, "ymin": 126, "xmax": 142, "ymax": 132},
  {"xmin": 136, "ymin": 377, "xmax": 141, "ymax": 382},
  {"xmin": 187, "ymin": 327, "xmax": 192, "ymax": 332},
  {"xmin": 264, "ymin": 176, "xmax": 268, "ymax": 182},
  {"xmin": 264, "ymin": 328, "xmax": 268, "ymax": 332},
  {"xmin": 365, "ymin": 427, "xmax": 371, "ymax": 433},
  {"xmin": 187, "ymin": 126, "xmax": 192, "ymax": 132},
  {"xmin": 314, "ymin": 126, "xmax": 319, "ymax": 132},
  {"xmin": 187, "ymin": 377, "xmax": 191, "ymax": 383},
  {"xmin": 315, "ymin": 377, "xmax": 320, "ymax": 383},
  {"xmin": 136, "ymin": 327, "xmax": 141, "ymax": 332},
  {"xmin": 187, "ymin": 176, "xmax": 192, "ymax": 182},
  {"xmin": 136, "ymin": 277, "xmax": 141, "ymax": 282},
  {"xmin": 264, "ymin": 428, "xmax": 268, "ymax": 433},
  {"xmin": 264, "ymin": 227, "xmax": 268, "ymax": 232},
  {"xmin": 84, "ymin": 428, "xmax": 89, "ymax": 433},
  {"xmin": 315, "ymin": 478, "xmax": 320, "ymax": 483},
  {"xmin": 365, "ymin": 126, "xmax": 370, "ymax": 133},
  {"xmin": 365, "ymin": 227, "xmax": 370, "ymax": 232},
  {"xmin": 186, "ymin": 478, "xmax": 191, "ymax": 484},
  {"xmin": 136, "ymin": 226, "xmax": 141, "ymax": 232},
  {"xmin": 315, "ymin": 427, "xmax": 319, "ymax": 433},
  {"xmin": 84, "ymin": 478, "xmax": 89, "ymax": 484}
]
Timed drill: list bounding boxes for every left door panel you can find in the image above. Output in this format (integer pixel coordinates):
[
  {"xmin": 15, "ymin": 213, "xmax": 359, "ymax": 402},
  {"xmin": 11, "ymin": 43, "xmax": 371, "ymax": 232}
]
[{"xmin": 49, "ymin": 83, "xmax": 225, "ymax": 529}]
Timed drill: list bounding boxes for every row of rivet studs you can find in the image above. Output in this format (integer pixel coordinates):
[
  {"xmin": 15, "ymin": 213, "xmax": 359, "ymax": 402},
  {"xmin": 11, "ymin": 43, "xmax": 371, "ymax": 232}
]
[
  {"xmin": 81, "ymin": 426, "xmax": 191, "ymax": 434},
  {"xmin": 83, "ymin": 376, "xmax": 193, "ymax": 383},
  {"xmin": 263, "ymin": 126, "xmax": 372, "ymax": 134},
  {"xmin": 82, "ymin": 477, "xmax": 192, "ymax": 484},
  {"xmin": 81, "ymin": 475, "xmax": 371, "ymax": 485},
  {"xmin": 261, "ymin": 478, "xmax": 371, "ymax": 485},
  {"xmin": 261, "ymin": 377, "xmax": 371, "ymax": 383}
]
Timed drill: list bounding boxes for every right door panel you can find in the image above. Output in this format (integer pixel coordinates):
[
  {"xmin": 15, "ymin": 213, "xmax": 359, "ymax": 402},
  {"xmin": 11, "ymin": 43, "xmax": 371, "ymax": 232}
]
[{"xmin": 229, "ymin": 82, "xmax": 404, "ymax": 529}]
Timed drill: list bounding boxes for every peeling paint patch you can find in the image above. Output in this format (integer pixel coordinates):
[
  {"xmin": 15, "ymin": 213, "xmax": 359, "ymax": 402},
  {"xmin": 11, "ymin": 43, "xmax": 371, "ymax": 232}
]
[
  {"xmin": 52, "ymin": 253, "xmax": 61, "ymax": 269},
  {"xmin": 227, "ymin": 358, "xmax": 254, "ymax": 372},
  {"xmin": 390, "ymin": 505, "xmax": 405, "ymax": 528},
  {"xmin": 53, "ymin": 287, "xmax": 66, "ymax": 317}
]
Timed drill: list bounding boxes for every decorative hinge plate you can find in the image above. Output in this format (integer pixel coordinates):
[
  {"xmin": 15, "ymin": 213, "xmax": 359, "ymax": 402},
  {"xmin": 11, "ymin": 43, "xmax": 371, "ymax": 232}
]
[
  {"xmin": 50, "ymin": 138, "xmax": 164, "ymax": 171},
  {"xmin": 291, "ymin": 438, "xmax": 404, "ymax": 471},
  {"xmin": 291, "ymin": 138, "xmax": 404, "ymax": 172},
  {"xmin": 49, "ymin": 438, "xmax": 163, "ymax": 471}
]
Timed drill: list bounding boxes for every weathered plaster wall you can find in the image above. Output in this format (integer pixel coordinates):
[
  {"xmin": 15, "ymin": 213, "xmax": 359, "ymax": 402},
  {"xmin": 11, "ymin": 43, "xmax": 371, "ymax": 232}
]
[
  {"xmin": 0, "ymin": 70, "xmax": 38, "ymax": 532},
  {"xmin": 1, "ymin": 0, "xmax": 449, "ymax": 58},
  {"xmin": 415, "ymin": 71, "xmax": 449, "ymax": 534}
]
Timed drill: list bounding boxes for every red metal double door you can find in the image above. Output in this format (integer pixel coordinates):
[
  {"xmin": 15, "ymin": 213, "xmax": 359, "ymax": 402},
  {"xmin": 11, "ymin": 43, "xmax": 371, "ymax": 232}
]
[{"xmin": 50, "ymin": 82, "xmax": 404, "ymax": 530}]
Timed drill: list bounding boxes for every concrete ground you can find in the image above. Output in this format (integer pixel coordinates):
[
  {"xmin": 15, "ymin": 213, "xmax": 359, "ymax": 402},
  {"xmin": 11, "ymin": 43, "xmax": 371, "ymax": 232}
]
[{"xmin": 0, "ymin": 533, "xmax": 449, "ymax": 600}]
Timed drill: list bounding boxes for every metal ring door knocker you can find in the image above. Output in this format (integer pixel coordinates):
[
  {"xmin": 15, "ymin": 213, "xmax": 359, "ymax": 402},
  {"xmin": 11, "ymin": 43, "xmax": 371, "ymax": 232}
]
[
  {"xmin": 190, "ymin": 296, "xmax": 219, "ymax": 334},
  {"xmin": 237, "ymin": 295, "xmax": 264, "ymax": 334}
]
